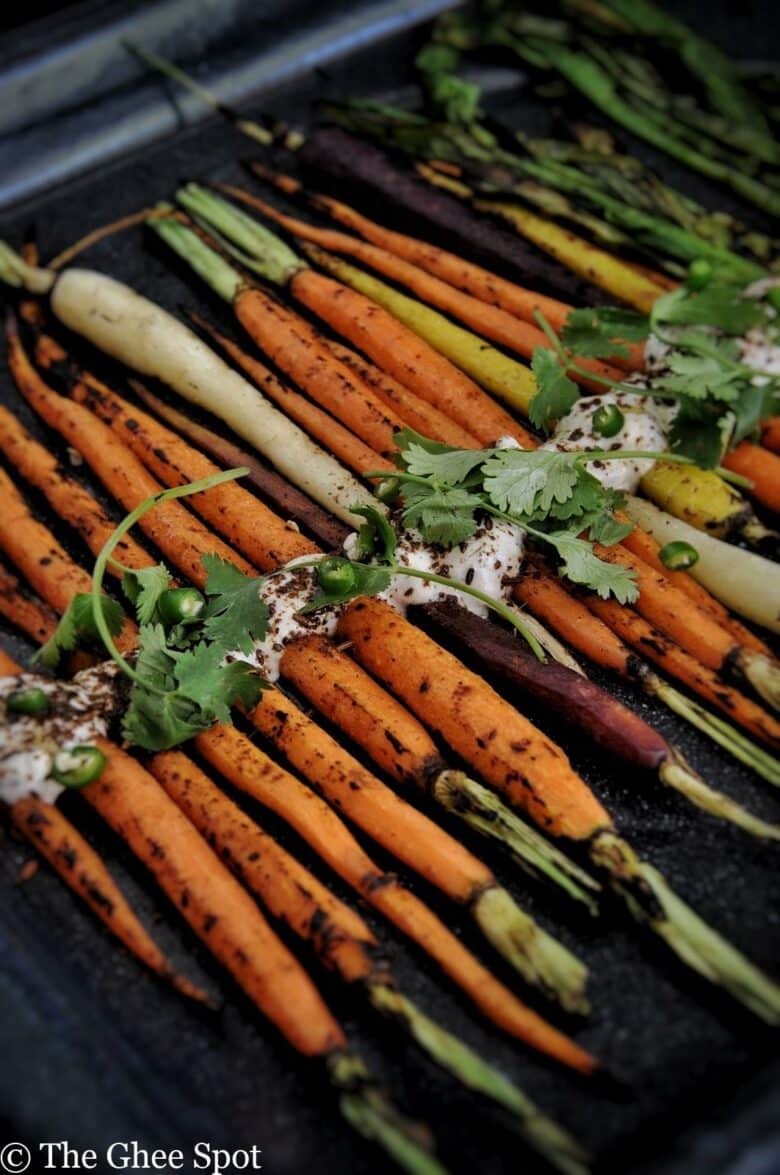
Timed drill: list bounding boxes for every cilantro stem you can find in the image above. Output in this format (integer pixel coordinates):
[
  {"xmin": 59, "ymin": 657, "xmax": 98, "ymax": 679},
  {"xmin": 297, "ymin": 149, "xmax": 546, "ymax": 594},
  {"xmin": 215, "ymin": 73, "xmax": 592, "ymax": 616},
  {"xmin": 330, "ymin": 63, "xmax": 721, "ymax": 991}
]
[
  {"xmin": 90, "ymin": 468, "xmax": 250, "ymax": 690},
  {"xmin": 534, "ymin": 310, "xmax": 624, "ymax": 390},
  {"xmin": 572, "ymin": 448, "xmax": 752, "ymax": 487},
  {"xmin": 382, "ymin": 565, "xmax": 546, "ymax": 661}
]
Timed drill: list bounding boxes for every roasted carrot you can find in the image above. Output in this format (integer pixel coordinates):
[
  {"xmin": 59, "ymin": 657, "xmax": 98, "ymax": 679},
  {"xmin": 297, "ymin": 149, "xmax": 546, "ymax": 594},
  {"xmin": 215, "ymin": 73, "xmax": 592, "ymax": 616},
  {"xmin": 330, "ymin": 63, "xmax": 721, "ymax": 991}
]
[
  {"xmin": 193, "ymin": 721, "xmax": 595, "ymax": 1070},
  {"xmin": 127, "ymin": 385, "xmax": 351, "ymax": 551},
  {"xmin": 593, "ymin": 540, "xmax": 780, "ymax": 706},
  {"xmin": 281, "ymin": 633, "xmax": 445, "ymax": 787},
  {"xmin": 162, "ymin": 195, "xmax": 535, "ymax": 447},
  {"xmin": 722, "ymin": 441, "xmax": 780, "ymax": 514},
  {"xmin": 761, "ymin": 416, "xmax": 780, "ymax": 454},
  {"xmin": 232, "ymin": 287, "xmax": 407, "ymax": 457},
  {"xmin": 150, "ymin": 749, "xmax": 597, "ymax": 1170},
  {"xmin": 61, "ymin": 368, "xmax": 320, "ymax": 571},
  {"xmin": 185, "ymin": 312, "xmax": 383, "ymax": 475},
  {"xmin": 248, "ymin": 685, "xmax": 588, "ymax": 1008},
  {"xmin": 0, "ymin": 467, "xmax": 136, "ymax": 652},
  {"xmin": 320, "ymin": 337, "xmax": 481, "ymax": 450},
  {"xmin": 0, "ymin": 405, "xmax": 154, "ymax": 574},
  {"xmin": 620, "ymin": 517, "xmax": 772, "ymax": 656},
  {"xmin": 337, "ymin": 598, "xmax": 610, "ymax": 842},
  {"xmin": 85, "ymin": 738, "xmax": 345, "ymax": 1056},
  {"xmin": 224, "ymin": 182, "xmax": 623, "ymax": 392},
  {"xmin": 7, "ymin": 324, "xmax": 254, "ymax": 588},
  {"xmin": 10, "ymin": 791, "xmax": 212, "ymax": 1004},
  {"xmin": 296, "ymin": 244, "xmax": 541, "ymax": 443},
  {"xmin": 584, "ymin": 595, "xmax": 780, "ymax": 751},
  {"xmin": 0, "ymin": 561, "xmax": 58, "ymax": 644}
]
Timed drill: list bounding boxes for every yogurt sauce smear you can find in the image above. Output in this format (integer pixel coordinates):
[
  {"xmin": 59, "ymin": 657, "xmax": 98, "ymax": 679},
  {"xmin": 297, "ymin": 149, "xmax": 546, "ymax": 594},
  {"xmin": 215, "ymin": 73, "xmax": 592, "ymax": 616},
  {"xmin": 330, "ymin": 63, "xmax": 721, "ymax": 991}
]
[
  {"xmin": 238, "ymin": 521, "xmax": 526, "ymax": 681},
  {"xmin": 542, "ymin": 390, "xmax": 670, "ymax": 493},
  {"xmin": 1, "ymin": 663, "xmax": 120, "ymax": 805}
]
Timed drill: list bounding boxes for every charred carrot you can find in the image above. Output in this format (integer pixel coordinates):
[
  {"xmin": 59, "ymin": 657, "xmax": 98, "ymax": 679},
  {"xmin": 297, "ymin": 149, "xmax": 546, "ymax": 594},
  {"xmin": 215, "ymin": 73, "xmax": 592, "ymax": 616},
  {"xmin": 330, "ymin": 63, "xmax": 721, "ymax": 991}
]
[
  {"xmin": 184, "ymin": 312, "xmax": 383, "ymax": 475},
  {"xmin": 160, "ymin": 192, "xmax": 535, "ymax": 447},
  {"xmin": 296, "ymin": 127, "xmax": 611, "ymax": 307},
  {"xmin": 279, "ymin": 634, "xmax": 601, "ymax": 909},
  {"xmin": 320, "ymin": 337, "xmax": 481, "ymax": 449},
  {"xmin": 421, "ymin": 599, "xmax": 778, "ymax": 841},
  {"xmin": 514, "ymin": 556, "xmax": 780, "ymax": 783},
  {"xmin": 192, "ymin": 721, "xmax": 596, "ymax": 1070},
  {"xmin": 722, "ymin": 441, "xmax": 780, "ymax": 514},
  {"xmin": 248, "ymin": 685, "xmax": 590, "ymax": 1010},
  {"xmin": 150, "ymin": 751, "xmax": 593, "ymax": 1172},
  {"xmin": 585, "ymin": 594, "xmax": 780, "ymax": 752},
  {"xmin": 0, "ymin": 467, "xmax": 136, "ymax": 653},
  {"xmin": 0, "ymin": 561, "xmax": 58, "ymax": 644},
  {"xmin": 0, "ymin": 405, "xmax": 155, "ymax": 574},
  {"xmin": 224, "ymin": 181, "xmax": 623, "ymax": 393},
  {"xmin": 593, "ymin": 541, "xmax": 780, "ymax": 709},
  {"xmin": 59, "ymin": 367, "xmax": 319, "ymax": 571},
  {"xmin": 620, "ymin": 516, "xmax": 772, "ymax": 656},
  {"xmin": 84, "ymin": 739, "xmax": 442, "ymax": 1172},
  {"xmin": 130, "ymin": 385, "xmax": 350, "ymax": 550},
  {"xmin": 336, "ymin": 597, "xmax": 780, "ymax": 1022},
  {"xmin": 6, "ymin": 322, "xmax": 254, "ymax": 588}
]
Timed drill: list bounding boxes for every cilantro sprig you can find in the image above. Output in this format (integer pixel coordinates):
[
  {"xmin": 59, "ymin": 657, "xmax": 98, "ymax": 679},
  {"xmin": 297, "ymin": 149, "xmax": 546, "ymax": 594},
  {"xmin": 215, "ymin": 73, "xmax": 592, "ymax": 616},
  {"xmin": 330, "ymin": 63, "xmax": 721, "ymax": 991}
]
[
  {"xmin": 365, "ymin": 429, "xmax": 644, "ymax": 603},
  {"xmin": 528, "ymin": 276, "xmax": 780, "ymax": 468}
]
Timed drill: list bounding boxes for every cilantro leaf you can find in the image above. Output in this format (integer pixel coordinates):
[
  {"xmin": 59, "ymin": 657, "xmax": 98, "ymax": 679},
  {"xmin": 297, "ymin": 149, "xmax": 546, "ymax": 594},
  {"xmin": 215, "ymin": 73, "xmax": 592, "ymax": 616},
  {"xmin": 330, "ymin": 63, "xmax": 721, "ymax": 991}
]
[
  {"xmin": 732, "ymin": 382, "xmax": 778, "ymax": 446},
  {"xmin": 401, "ymin": 483, "xmax": 481, "ymax": 546},
  {"xmin": 201, "ymin": 555, "xmax": 268, "ymax": 656},
  {"xmin": 667, "ymin": 400, "xmax": 725, "ymax": 469},
  {"xmin": 653, "ymin": 284, "xmax": 766, "ymax": 335},
  {"xmin": 121, "ymin": 625, "xmax": 205, "ymax": 751},
  {"xmin": 529, "ymin": 348, "xmax": 579, "ymax": 432},
  {"xmin": 300, "ymin": 564, "xmax": 392, "ymax": 613},
  {"xmin": 482, "ymin": 450, "xmax": 580, "ymax": 517},
  {"xmin": 174, "ymin": 644, "xmax": 263, "ymax": 723},
  {"xmin": 543, "ymin": 532, "xmax": 638, "ymax": 603},
  {"xmin": 121, "ymin": 563, "xmax": 171, "ymax": 625},
  {"xmin": 35, "ymin": 592, "xmax": 125, "ymax": 669},
  {"xmin": 585, "ymin": 510, "xmax": 633, "ymax": 547},
  {"xmin": 560, "ymin": 307, "xmax": 649, "ymax": 358},
  {"xmin": 654, "ymin": 353, "xmax": 741, "ymax": 403},
  {"xmin": 397, "ymin": 429, "xmax": 489, "ymax": 483},
  {"xmin": 351, "ymin": 504, "xmax": 398, "ymax": 562}
]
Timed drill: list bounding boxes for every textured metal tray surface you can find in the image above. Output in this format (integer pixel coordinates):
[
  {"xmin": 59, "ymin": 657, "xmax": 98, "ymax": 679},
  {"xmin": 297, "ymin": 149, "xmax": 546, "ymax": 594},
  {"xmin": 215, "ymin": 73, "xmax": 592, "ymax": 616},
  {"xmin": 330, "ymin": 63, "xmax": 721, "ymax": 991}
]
[{"xmin": 0, "ymin": 5, "xmax": 779, "ymax": 1174}]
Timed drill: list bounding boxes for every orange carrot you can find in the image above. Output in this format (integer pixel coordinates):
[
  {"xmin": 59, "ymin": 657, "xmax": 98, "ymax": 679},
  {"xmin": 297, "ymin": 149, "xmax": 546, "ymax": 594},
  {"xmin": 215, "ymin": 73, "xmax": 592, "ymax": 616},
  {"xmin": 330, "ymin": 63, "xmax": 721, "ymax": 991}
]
[
  {"xmin": 186, "ymin": 312, "xmax": 383, "ymax": 476},
  {"xmin": 0, "ymin": 561, "xmax": 58, "ymax": 644},
  {"xmin": 10, "ymin": 792, "xmax": 211, "ymax": 1004},
  {"xmin": 620, "ymin": 518, "xmax": 771, "ymax": 655},
  {"xmin": 249, "ymin": 163, "xmax": 642, "ymax": 372},
  {"xmin": 722, "ymin": 441, "xmax": 780, "ymax": 513},
  {"xmin": 85, "ymin": 738, "xmax": 347, "ymax": 1058},
  {"xmin": 249, "ymin": 685, "xmax": 491, "ymax": 905},
  {"xmin": 223, "ymin": 183, "xmax": 623, "ymax": 392},
  {"xmin": 193, "ymin": 722, "xmax": 594, "ymax": 1072},
  {"xmin": 232, "ymin": 287, "xmax": 407, "ymax": 457},
  {"xmin": 320, "ymin": 337, "xmax": 481, "ymax": 449},
  {"xmin": 0, "ymin": 406, "xmax": 154, "ymax": 574},
  {"xmin": 337, "ymin": 599, "xmax": 611, "ymax": 842},
  {"xmin": 61, "ymin": 367, "xmax": 319, "ymax": 571},
  {"xmin": 152, "ymin": 749, "xmax": 387, "ymax": 986},
  {"xmin": 584, "ymin": 595, "xmax": 780, "ymax": 750},
  {"xmin": 280, "ymin": 633, "xmax": 444, "ymax": 787},
  {"xmin": 0, "ymin": 467, "xmax": 136, "ymax": 652},
  {"xmin": 7, "ymin": 325, "xmax": 253, "ymax": 588},
  {"xmin": 761, "ymin": 416, "xmax": 780, "ymax": 454}
]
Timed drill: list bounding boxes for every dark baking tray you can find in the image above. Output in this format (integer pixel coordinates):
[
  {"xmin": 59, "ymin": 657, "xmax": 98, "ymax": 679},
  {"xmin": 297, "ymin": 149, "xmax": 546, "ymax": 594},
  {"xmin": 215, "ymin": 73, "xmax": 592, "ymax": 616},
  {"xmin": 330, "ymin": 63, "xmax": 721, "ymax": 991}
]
[{"xmin": 0, "ymin": 4, "xmax": 778, "ymax": 1173}]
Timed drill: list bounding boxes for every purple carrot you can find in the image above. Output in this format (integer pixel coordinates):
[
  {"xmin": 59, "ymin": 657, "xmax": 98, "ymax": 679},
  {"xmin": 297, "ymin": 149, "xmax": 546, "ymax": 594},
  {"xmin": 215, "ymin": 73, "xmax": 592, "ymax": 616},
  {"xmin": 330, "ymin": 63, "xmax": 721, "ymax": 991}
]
[{"xmin": 296, "ymin": 127, "xmax": 611, "ymax": 307}]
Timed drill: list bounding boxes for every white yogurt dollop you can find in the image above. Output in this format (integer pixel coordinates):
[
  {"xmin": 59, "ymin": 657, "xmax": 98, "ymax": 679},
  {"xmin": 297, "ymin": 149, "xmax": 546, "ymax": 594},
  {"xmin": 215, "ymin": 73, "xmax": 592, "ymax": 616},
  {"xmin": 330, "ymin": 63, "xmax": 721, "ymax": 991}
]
[
  {"xmin": 1, "ymin": 664, "xmax": 119, "ymax": 805},
  {"xmin": 372, "ymin": 518, "xmax": 525, "ymax": 618},
  {"xmin": 543, "ymin": 390, "xmax": 669, "ymax": 492}
]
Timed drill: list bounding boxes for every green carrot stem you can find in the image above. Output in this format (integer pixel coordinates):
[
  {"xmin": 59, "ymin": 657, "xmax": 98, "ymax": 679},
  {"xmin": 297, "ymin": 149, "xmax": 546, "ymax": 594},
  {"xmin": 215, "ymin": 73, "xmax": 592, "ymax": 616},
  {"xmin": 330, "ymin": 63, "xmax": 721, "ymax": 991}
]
[{"xmin": 366, "ymin": 982, "xmax": 591, "ymax": 1175}]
